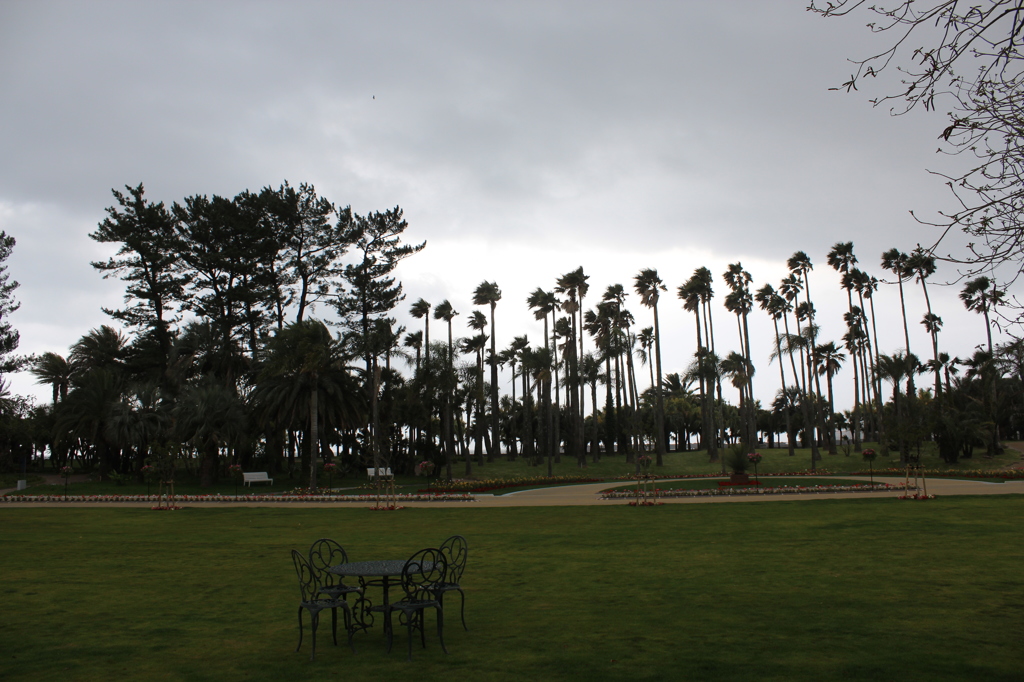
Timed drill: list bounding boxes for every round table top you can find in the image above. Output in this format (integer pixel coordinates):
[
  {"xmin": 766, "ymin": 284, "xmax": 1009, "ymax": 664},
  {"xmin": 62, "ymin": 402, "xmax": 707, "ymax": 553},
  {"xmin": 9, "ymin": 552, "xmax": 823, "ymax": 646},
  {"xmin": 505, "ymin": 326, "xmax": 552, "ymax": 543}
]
[{"xmin": 329, "ymin": 559, "xmax": 408, "ymax": 577}]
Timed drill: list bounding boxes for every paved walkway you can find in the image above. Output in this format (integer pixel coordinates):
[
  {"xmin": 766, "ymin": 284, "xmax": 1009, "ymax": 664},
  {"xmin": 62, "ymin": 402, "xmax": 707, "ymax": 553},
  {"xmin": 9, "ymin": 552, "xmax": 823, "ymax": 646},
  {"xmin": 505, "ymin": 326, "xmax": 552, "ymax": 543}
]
[{"xmin": 2, "ymin": 475, "xmax": 1022, "ymax": 508}]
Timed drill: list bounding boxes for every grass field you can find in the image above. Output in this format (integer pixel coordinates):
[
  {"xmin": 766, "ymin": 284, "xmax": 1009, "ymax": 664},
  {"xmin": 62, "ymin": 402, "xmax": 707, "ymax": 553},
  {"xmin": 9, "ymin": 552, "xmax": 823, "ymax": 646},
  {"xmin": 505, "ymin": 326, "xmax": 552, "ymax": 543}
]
[{"xmin": 3, "ymin": 496, "xmax": 1024, "ymax": 681}]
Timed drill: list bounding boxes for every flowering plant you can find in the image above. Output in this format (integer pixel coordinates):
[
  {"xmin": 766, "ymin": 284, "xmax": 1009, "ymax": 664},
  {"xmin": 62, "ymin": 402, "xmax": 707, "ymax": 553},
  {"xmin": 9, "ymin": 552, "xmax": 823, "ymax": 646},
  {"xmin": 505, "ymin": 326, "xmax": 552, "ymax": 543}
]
[
  {"xmin": 60, "ymin": 465, "xmax": 73, "ymax": 477},
  {"xmin": 415, "ymin": 460, "xmax": 436, "ymax": 476},
  {"xmin": 747, "ymin": 453, "xmax": 763, "ymax": 464},
  {"xmin": 637, "ymin": 455, "xmax": 653, "ymax": 471},
  {"xmin": 323, "ymin": 462, "xmax": 338, "ymax": 474},
  {"xmin": 228, "ymin": 464, "xmax": 243, "ymax": 478},
  {"xmin": 861, "ymin": 449, "xmax": 877, "ymax": 461}
]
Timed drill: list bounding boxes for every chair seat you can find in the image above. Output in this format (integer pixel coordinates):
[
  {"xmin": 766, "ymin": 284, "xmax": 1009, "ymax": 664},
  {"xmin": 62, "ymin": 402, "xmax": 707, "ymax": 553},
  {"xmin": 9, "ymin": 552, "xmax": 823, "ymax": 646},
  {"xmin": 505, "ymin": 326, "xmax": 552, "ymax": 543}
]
[
  {"xmin": 318, "ymin": 584, "xmax": 363, "ymax": 598},
  {"xmin": 302, "ymin": 597, "xmax": 351, "ymax": 612},
  {"xmin": 432, "ymin": 582, "xmax": 461, "ymax": 592},
  {"xmin": 390, "ymin": 598, "xmax": 441, "ymax": 612}
]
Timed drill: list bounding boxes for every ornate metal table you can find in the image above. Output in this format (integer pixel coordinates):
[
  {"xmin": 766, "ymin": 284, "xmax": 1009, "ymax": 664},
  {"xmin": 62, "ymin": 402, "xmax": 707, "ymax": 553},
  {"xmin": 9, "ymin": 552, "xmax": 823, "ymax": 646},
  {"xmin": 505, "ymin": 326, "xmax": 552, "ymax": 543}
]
[{"xmin": 329, "ymin": 560, "xmax": 409, "ymax": 634}]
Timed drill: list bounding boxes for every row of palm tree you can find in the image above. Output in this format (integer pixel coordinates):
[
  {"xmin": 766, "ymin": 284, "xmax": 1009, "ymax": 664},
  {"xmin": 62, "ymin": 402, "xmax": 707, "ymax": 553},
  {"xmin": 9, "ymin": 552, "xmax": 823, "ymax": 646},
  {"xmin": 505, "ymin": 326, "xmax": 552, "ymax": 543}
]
[{"xmin": 4, "ymin": 181, "xmax": 1018, "ymax": 482}]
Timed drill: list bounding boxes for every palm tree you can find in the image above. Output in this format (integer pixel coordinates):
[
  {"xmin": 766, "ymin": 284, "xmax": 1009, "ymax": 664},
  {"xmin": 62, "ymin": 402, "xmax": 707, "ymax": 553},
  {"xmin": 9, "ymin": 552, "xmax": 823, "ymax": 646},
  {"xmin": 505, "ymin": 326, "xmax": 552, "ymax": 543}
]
[
  {"xmin": 908, "ymin": 247, "xmax": 942, "ymax": 398},
  {"xmin": 585, "ymin": 301, "xmax": 617, "ymax": 456},
  {"xmin": 501, "ymin": 335, "xmax": 530, "ymax": 460},
  {"xmin": 786, "ymin": 252, "xmax": 824, "ymax": 461},
  {"xmin": 720, "ymin": 351, "xmax": 755, "ymax": 447},
  {"xmin": 755, "ymin": 284, "xmax": 795, "ymax": 456},
  {"xmin": 556, "ymin": 267, "xmax": 589, "ymax": 463},
  {"xmin": 30, "ymin": 352, "xmax": 75, "ymax": 405},
  {"xmin": 580, "ymin": 352, "xmax": 601, "ymax": 462},
  {"xmin": 881, "ymin": 248, "xmax": 913, "ymax": 354},
  {"xmin": 521, "ymin": 344, "xmax": 554, "ymax": 474},
  {"xmin": 815, "ymin": 341, "xmax": 845, "ymax": 454},
  {"xmin": 602, "ymin": 285, "xmax": 630, "ymax": 456},
  {"xmin": 472, "ymin": 281, "xmax": 501, "ymax": 461},
  {"xmin": 633, "ymin": 268, "xmax": 667, "ymax": 465},
  {"xmin": 175, "ymin": 381, "xmax": 247, "ymax": 488},
  {"xmin": 829, "ymin": 242, "xmax": 864, "ymax": 446},
  {"xmin": 403, "ymin": 331, "xmax": 423, "ymax": 371},
  {"xmin": 679, "ymin": 271, "xmax": 719, "ymax": 462},
  {"xmin": 465, "ymin": 310, "xmax": 488, "ymax": 466},
  {"xmin": 960, "ymin": 275, "xmax": 1004, "ymax": 453},
  {"xmin": 636, "ymin": 326, "xmax": 656, "ymax": 391},
  {"xmin": 528, "ymin": 288, "xmax": 558, "ymax": 460},
  {"xmin": 851, "ymin": 268, "xmax": 887, "ymax": 455},
  {"xmin": 409, "ymin": 298, "xmax": 434, "ymax": 454},
  {"xmin": 409, "ymin": 298, "xmax": 431, "ymax": 369},
  {"xmin": 723, "ymin": 262, "xmax": 756, "ymax": 449},
  {"xmin": 960, "ymin": 276, "xmax": 1004, "ymax": 354},
  {"xmin": 257, "ymin": 319, "xmax": 355, "ymax": 491},
  {"xmin": 876, "ymin": 352, "xmax": 913, "ymax": 461},
  {"xmin": 433, "ymin": 299, "xmax": 458, "ymax": 478}
]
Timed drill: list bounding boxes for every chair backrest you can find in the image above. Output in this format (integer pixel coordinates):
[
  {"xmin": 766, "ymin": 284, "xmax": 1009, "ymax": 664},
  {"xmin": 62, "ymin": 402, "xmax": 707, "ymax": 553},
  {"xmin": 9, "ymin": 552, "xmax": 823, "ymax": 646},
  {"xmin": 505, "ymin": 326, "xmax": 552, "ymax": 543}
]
[
  {"xmin": 401, "ymin": 548, "xmax": 447, "ymax": 599},
  {"xmin": 439, "ymin": 535, "xmax": 468, "ymax": 583},
  {"xmin": 308, "ymin": 538, "xmax": 348, "ymax": 589},
  {"xmin": 292, "ymin": 549, "xmax": 319, "ymax": 603}
]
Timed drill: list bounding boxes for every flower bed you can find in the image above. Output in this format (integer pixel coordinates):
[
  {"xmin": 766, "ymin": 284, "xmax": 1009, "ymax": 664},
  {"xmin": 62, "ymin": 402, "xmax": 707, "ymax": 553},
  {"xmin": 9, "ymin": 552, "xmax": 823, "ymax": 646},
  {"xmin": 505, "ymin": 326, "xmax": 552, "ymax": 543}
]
[
  {"xmin": 0, "ymin": 492, "xmax": 476, "ymax": 504},
  {"xmin": 423, "ymin": 475, "xmax": 603, "ymax": 494},
  {"xmin": 877, "ymin": 468, "xmax": 1024, "ymax": 480},
  {"xmin": 601, "ymin": 482, "xmax": 907, "ymax": 500}
]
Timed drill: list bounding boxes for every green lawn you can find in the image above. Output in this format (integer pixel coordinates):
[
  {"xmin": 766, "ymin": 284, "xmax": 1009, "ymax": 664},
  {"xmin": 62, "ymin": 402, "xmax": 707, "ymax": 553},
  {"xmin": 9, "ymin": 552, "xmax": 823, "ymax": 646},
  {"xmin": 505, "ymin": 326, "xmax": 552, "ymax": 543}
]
[{"xmin": 2, "ymin": 497, "xmax": 1024, "ymax": 681}]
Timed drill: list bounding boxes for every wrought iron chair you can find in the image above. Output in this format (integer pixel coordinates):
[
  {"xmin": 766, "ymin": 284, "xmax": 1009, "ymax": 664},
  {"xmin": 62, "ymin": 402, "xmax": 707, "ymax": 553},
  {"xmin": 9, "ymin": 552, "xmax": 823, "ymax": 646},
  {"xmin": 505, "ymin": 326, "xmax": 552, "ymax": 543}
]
[
  {"xmin": 291, "ymin": 549, "xmax": 355, "ymax": 661},
  {"xmin": 434, "ymin": 535, "xmax": 469, "ymax": 630},
  {"xmin": 308, "ymin": 538, "xmax": 363, "ymax": 628},
  {"xmin": 385, "ymin": 548, "xmax": 448, "ymax": 660}
]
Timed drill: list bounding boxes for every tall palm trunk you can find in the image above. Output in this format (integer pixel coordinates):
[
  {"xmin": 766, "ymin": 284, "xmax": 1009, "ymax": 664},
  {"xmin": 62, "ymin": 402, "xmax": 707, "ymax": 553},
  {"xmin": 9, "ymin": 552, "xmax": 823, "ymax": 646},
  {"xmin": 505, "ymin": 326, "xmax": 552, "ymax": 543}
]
[
  {"xmin": 444, "ymin": 320, "xmax": 455, "ymax": 479},
  {"xmin": 488, "ymin": 301, "xmax": 499, "ymax": 461},
  {"xmin": 652, "ymin": 304, "xmax": 666, "ymax": 464},
  {"xmin": 309, "ymin": 372, "xmax": 319, "ymax": 491},
  {"xmin": 771, "ymin": 316, "xmax": 795, "ymax": 457}
]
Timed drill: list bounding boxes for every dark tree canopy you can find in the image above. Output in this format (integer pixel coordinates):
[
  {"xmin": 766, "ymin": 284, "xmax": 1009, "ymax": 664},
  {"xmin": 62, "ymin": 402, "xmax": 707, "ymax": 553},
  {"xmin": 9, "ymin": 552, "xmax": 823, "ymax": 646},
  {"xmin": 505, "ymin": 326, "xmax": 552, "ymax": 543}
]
[
  {"xmin": 91, "ymin": 184, "xmax": 184, "ymax": 368},
  {"xmin": 0, "ymin": 231, "xmax": 20, "ymax": 374}
]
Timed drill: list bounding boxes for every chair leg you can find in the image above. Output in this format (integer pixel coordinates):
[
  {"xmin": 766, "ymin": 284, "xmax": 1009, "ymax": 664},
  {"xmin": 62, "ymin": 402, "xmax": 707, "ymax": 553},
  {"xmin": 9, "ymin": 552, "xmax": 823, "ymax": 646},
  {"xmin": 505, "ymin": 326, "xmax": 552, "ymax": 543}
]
[
  {"xmin": 296, "ymin": 607, "xmax": 304, "ymax": 652},
  {"xmin": 331, "ymin": 607, "xmax": 338, "ymax": 646},
  {"xmin": 407, "ymin": 614, "xmax": 414, "ymax": 661},
  {"xmin": 458, "ymin": 588, "xmax": 467, "ymax": 631},
  {"xmin": 436, "ymin": 605, "xmax": 448, "ymax": 654},
  {"xmin": 310, "ymin": 612, "xmax": 319, "ymax": 662},
  {"xmin": 345, "ymin": 605, "xmax": 356, "ymax": 653},
  {"xmin": 385, "ymin": 607, "xmax": 394, "ymax": 655}
]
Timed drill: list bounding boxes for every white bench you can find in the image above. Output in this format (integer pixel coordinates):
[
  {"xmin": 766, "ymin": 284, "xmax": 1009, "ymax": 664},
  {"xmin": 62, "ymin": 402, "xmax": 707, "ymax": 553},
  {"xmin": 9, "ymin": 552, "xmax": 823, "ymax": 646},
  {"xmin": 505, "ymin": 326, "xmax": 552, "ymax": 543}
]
[
  {"xmin": 367, "ymin": 467, "xmax": 393, "ymax": 480},
  {"xmin": 243, "ymin": 471, "xmax": 274, "ymax": 487}
]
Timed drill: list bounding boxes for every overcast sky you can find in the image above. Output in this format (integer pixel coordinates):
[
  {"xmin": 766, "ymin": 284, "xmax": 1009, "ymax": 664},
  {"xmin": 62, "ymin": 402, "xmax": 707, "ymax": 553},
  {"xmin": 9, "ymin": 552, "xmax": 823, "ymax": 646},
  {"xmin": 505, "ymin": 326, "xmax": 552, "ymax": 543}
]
[{"xmin": 0, "ymin": 0, "xmax": 1015, "ymax": 410}]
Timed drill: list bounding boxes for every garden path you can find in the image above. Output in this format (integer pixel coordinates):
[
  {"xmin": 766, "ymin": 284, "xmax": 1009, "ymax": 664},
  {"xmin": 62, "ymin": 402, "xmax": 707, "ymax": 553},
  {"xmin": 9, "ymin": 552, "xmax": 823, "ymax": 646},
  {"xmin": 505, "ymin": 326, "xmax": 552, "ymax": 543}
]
[{"xmin": 4, "ymin": 475, "xmax": 1023, "ymax": 507}]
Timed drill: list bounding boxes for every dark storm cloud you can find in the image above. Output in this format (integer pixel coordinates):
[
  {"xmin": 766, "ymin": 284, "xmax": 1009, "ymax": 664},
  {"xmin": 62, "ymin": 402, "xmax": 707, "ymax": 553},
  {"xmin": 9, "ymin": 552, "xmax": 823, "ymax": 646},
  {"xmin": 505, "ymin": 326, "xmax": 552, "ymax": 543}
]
[{"xmin": 0, "ymin": 0, "xmax": 1006, "ymax": 403}]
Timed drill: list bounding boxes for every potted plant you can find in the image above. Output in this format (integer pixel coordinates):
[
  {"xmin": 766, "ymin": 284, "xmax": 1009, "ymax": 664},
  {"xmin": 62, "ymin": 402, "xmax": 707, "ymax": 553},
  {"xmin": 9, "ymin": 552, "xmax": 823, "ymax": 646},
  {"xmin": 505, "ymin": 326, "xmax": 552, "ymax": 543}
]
[
  {"xmin": 637, "ymin": 454, "xmax": 653, "ymax": 474},
  {"xmin": 726, "ymin": 447, "xmax": 750, "ymax": 484},
  {"xmin": 60, "ymin": 465, "xmax": 73, "ymax": 499},
  {"xmin": 140, "ymin": 464, "xmax": 158, "ymax": 496},
  {"xmin": 862, "ymin": 448, "xmax": 877, "ymax": 486},
  {"xmin": 323, "ymin": 461, "xmax": 338, "ymax": 493},
  {"xmin": 228, "ymin": 463, "xmax": 243, "ymax": 497},
  {"xmin": 415, "ymin": 460, "xmax": 436, "ymax": 492},
  {"xmin": 747, "ymin": 452, "xmax": 763, "ymax": 484}
]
